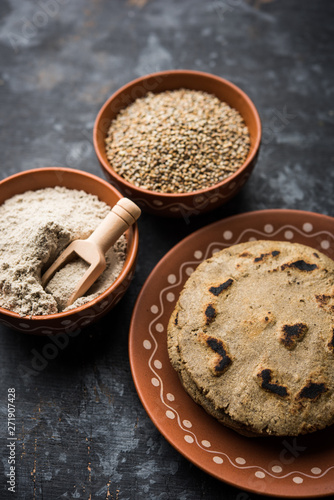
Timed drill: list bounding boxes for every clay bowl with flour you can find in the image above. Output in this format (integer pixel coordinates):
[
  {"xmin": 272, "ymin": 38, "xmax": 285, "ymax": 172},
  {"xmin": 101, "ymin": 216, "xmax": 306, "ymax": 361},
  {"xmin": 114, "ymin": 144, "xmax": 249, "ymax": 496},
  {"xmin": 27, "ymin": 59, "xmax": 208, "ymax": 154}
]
[
  {"xmin": 93, "ymin": 69, "xmax": 261, "ymax": 218},
  {"xmin": 0, "ymin": 167, "xmax": 139, "ymax": 335}
]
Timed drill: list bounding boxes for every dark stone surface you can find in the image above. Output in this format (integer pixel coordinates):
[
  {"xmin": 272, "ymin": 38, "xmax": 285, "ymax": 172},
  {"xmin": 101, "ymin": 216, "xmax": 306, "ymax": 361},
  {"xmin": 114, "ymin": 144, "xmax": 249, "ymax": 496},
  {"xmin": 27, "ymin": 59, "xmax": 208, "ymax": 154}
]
[{"xmin": 0, "ymin": 0, "xmax": 333, "ymax": 498}]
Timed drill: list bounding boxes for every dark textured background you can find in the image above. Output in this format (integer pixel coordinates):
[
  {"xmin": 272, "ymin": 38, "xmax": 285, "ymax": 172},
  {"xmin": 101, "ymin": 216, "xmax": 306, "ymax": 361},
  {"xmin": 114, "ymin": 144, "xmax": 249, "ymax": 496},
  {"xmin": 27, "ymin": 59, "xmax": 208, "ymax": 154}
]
[{"xmin": 0, "ymin": 1, "xmax": 333, "ymax": 499}]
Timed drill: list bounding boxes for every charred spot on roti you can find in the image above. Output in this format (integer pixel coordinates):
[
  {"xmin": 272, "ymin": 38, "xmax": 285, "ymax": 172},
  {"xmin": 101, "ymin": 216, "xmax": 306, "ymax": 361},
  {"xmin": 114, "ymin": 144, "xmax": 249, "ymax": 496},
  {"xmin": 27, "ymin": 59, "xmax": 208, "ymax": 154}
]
[
  {"xmin": 315, "ymin": 294, "xmax": 331, "ymax": 308},
  {"xmin": 204, "ymin": 303, "xmax": 217, "ymax": 325},
  {"xmin": 257, "ymin": 369, "xmax": 288, "ymax": 398},
  {"xmin": 296, "ymin": 381, "xmax": 328, "ymax": 401},
  {"xmin": 280, "ymin": 323, "xmax": 308, "ymax": 350},
  {"xmin": 200, "ymin": 332, "xmax": 232, "ymax": 376},
  {"xmin": 281, "ymin": 260, "xmax": 318, "ymax": 272},
  {"xmin": 209, "ymin": 278, "xmax": 234, "ymax": 296},
  {"xmin": 254, "ymin": 254, "xmax": 266, "ymax": 263},
  {"xmin": 254, "ymin": 250, "xmax": 280, "ymax": 263}
]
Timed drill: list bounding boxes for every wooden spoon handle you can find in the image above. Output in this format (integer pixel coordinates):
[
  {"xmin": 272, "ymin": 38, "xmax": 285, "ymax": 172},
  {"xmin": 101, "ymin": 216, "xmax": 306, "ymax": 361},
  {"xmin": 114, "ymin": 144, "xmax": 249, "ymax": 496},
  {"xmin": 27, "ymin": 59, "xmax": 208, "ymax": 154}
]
[{"xmin": 87, "ymin": 198, "xmax": 141, "ymax": 255}]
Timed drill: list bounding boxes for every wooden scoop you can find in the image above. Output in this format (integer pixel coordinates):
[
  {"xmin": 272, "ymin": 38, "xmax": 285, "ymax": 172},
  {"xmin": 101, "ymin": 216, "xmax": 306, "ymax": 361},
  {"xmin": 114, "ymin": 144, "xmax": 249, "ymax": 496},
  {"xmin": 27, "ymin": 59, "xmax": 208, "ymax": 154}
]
[{"xmin": 41, "ymin": 197, "xmax": 141, "ymax": 307}]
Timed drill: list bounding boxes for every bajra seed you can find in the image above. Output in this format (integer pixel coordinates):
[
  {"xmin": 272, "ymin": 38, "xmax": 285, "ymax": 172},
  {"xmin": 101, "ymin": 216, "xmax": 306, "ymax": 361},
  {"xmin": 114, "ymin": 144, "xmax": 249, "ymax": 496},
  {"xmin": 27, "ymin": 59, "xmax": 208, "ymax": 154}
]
[{"xmin": 105, "ymin": 89, "xmax": 251, "ymax": 193}]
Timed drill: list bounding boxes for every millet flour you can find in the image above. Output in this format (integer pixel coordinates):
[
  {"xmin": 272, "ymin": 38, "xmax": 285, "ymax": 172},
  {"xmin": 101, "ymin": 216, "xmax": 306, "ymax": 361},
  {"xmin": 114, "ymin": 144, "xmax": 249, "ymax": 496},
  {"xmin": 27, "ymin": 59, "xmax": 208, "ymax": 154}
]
[{"xmin": 0, "ymin": 186, "xmax": 127, "ymax": 317}]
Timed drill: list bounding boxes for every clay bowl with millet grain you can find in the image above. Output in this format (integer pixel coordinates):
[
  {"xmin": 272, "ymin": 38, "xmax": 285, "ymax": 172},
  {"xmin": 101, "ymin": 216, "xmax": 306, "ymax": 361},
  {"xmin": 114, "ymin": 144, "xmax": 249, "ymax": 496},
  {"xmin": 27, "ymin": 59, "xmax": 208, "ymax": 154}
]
[
  {"xmin": 93, "ymin": 70, "xmax": 261, "ymax": 218},
  {"xmin": 0, "ymin": 167, "xmax": 139, "ymax": 335}
]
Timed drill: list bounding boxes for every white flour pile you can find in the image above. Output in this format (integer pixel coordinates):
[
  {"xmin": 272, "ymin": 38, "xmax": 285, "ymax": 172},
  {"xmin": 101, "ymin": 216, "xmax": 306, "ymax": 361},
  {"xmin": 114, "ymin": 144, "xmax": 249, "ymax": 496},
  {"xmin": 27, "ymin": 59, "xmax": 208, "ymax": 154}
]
[{"xmin": 0, "ymin": 187, "xmax": 127, "ymax": 317}]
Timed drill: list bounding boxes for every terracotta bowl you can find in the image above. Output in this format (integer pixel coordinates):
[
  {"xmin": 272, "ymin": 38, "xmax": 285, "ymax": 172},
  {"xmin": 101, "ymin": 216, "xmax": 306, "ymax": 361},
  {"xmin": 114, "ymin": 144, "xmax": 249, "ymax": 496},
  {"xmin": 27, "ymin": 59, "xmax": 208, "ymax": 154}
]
[
  {"xmin": 93, "ymin": 70, "xmax": 261, "ymax": 218},
  {"xmin": 0, "ymin": 167, "xmax": 139, "ymax": 335}
]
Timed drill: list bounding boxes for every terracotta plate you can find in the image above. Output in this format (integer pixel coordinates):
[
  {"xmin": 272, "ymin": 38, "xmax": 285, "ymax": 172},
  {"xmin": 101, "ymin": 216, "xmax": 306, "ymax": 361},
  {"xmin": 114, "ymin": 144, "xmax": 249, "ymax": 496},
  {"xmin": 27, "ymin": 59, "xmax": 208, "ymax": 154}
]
[{"xmin": 129, "ymin": 209, "xmax": 334, "ymax": 498}]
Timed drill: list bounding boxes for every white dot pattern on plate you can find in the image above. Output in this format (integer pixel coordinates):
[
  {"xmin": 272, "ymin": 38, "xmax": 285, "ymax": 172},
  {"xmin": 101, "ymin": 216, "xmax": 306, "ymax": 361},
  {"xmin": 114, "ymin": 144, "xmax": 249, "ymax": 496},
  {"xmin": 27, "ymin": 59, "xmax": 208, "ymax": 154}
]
[
  {"xmin": 143, "ymin": 340, "xmax": 151, "ymax": 350},
  {"xmin": 153, "ymin": 199, "xmax": 163, "ymax": 206},
  {"xmin": 293, "ymin": 477, "xmax": 303, "ymax": 484},
  {"xmin": 194, "ymin": 250, "xmax": 202, "ymax": 259},
  {"xmin": 264, "ymin": 224, "xmax": 274, "ymax": 233},
  {"xmin": 284, "ymin": 230, "xmax": 294, "ymax": 239},
  {"xmin": 303, "ymin": 222, "xmax": 313, "ymax": 232},
  {"xmin": 249, "ymin": 236, "xmax": 257, "ymax": 241},
  {"xmin": 166, "ymin": 292, "xmax": 175, "ymax": 302},
  {"xmin": 311, "ymin": 467, "xmax": 322, "ymax": 475},
  {"xmin": 166, "ymin": 410, "xmax": 175, "ymax": 419},
  {"xmin": 186, "ymin": 267, "xmax": 194, "ymax": 276},
  {"xmin": 235, "ymin": 457, "xmax": 246, "ymax": 465},
  {"xmin": 321, "ymin": 240, "xmax": 330, "ymax": 249},
  {"xmin": 184, "ymin": 435, "xmax": 194, "ymax": 443},
  {"xmin": 182, "ymin": 420, "xmax": 192, "ymax": 428},
  {"xmin": 19, "ymin": 323, "xmax": 30, "ymax": 329},
  {"xmin": 151, "ymin": 378, "xmax": 159, "ymax": 387},
  {"xmin": 167, "ymin": 274, "xmax": 177, "ymax": 284},
  {"xmin": 212, "ymin": 248, "xmax": 221, "ymax": 255},
  {"xmin": 154, "ymin": 360, "xmax": 162, "ymax": 369},
  {"xmin": 213, "ymin": 456, "xmax": 223, "ymax": 464},
  {"xmin": 223, "ymin": 230, "xmax": 233, "ymax": 240},
  {"xmin": 272, "ymin": 465, "xmax": 282, "ymax": 473},
  {"xmin": 229, "ymin": 181, "xmax": 236, "ymax": 190},
  {"xmin": 150, "ymin": 305, "xmax": 158, "ymax": 314},
  {"xmin": 201, "ymin": 440, "xmax": 211, "ymax": 448},
  {"xmin": 155, "ymin": 323, "xmax": 164, "ymax": 333},
  {"xmin": 166, "ymin": 393, "xmax": 175, "ymax": 401},
  {"xmin": 255, "ymin": 471, "xmax": 265, "ymax": 479}
]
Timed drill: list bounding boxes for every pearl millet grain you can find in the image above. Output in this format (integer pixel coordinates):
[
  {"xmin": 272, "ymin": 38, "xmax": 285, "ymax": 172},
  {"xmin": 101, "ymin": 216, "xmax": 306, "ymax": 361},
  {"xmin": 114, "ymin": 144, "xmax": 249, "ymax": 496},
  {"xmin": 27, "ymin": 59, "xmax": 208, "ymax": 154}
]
[{"xmin": 105, "ymin": 89, "xmax": 251, "ymax": 193}]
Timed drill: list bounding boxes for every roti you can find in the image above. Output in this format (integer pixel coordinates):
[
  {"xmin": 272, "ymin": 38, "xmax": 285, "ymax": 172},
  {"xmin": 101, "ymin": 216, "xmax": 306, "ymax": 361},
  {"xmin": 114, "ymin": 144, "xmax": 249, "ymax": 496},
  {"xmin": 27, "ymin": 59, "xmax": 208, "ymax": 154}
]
[{"xmin": 167, "ymin": 240, "xmax": 334, "ymax": 436}]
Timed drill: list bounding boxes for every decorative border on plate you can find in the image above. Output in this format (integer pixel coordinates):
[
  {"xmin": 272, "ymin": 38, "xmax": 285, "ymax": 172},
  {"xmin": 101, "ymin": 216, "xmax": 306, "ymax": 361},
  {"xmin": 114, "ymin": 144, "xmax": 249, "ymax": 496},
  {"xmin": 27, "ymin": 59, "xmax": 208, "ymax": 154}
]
[{"xmin": 142, "ymin": 222, "xmax": 334, "ymax": 486}]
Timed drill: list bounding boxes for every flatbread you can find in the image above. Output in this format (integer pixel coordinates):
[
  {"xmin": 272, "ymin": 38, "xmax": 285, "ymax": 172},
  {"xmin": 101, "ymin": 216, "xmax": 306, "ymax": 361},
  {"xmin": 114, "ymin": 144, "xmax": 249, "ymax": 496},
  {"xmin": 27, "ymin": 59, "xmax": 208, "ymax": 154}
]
[{"xmin": 167, "ymin": 240, "xmax": 334, "ymax": 436}]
